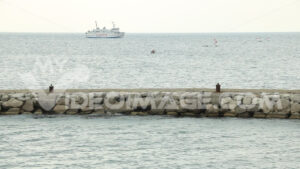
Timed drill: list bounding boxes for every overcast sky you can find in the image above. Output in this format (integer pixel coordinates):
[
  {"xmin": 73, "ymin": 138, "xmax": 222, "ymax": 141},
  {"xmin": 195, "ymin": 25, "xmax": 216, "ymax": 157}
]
[{"xmin": 0, "ymin": 0, "xmax": 299, "ymax": 33}]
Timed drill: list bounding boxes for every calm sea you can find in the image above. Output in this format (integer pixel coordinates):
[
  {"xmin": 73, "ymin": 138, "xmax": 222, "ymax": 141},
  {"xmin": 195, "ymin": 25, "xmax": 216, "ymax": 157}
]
[
  {"xmin": 0, "ymin": 32, "xmax": 299, "ymax": 89},
  {"xmin": 0, "ymin": 115, "xmax": 299, "ymax": 168},
  {"xmin": 0, "ymin": 33, "xmax": 300, "ymax": 169}
]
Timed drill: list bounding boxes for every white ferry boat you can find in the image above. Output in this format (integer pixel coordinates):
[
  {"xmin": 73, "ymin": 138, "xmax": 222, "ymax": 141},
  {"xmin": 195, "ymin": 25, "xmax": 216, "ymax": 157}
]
[{"xmin": 85, "ymin": 21, "xmax": 125, "ymax": 38}]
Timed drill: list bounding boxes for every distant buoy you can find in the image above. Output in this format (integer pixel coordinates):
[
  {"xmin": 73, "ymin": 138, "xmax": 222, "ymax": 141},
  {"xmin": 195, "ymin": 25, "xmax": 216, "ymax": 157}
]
[
  {"xmin": 214, "ymin": 38, "xmax": 218, "ymax": 47},
  {"xmin": 151, "ymin": 50, "xmax": 156, "ymax": 54}
]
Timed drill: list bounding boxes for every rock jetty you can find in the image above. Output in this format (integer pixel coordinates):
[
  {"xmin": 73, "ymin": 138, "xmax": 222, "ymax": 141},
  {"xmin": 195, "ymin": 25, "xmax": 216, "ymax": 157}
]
[{"xmin": 0, "ymin": 89, "xmax": 299, "ymax": 119}]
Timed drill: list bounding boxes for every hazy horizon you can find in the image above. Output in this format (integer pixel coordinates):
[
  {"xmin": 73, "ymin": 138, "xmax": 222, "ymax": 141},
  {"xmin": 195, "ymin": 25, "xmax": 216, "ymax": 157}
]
[
  {"xmin": 1, "ymin": 0, "xmax": 300, "ymax": 33},
  {"xmin": 1, "ymin": 31, "xmax": 300, "ymax": 34}
]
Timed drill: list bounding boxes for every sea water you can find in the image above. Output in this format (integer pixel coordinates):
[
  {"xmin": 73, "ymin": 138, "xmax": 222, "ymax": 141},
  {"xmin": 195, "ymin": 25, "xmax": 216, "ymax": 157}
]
[
  {"xmin": 0, "ymin": 115, "xmax": 299, "ymax": 168},
  {"xmin": 0, "ymin": 33, "xmax": 299, "ymax": 89}
]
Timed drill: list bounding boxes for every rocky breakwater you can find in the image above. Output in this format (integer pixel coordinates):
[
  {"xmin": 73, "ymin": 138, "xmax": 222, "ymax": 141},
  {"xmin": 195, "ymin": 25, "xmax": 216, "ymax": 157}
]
[{"xmin": 0, "ymin": 89, "xmax": 300, "ymax": 119}]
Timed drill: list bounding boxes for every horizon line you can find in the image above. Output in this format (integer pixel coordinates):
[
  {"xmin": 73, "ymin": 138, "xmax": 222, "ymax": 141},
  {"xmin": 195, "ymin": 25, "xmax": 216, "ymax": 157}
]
[{"xmin": 0, "ymin": 31, "xmax": 300, "ymax": 34}]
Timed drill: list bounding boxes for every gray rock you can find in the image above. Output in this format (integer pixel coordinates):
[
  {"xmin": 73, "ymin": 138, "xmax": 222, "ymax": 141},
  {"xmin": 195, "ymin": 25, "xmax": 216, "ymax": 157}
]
[
  {"xmin": 3, "ymin": 108, "xmax": 20, "ymax": 115},
  {"xmin": 234, "ymin": 95, "xmax": 243, "ymax": 101},
  {"xmin": 290, "ymin": 114, "xmax": 300, "ymax": 119},
  {"xmin": 22, "ymin": 100, "xmax": 34, "ymax": 112},
  {"xmin": 34, "ymin": 109, "xmax": 43, "ymax": 115},
  {"xmin": 22, "ymin": 112, "xmax": 33, "ymax": 115},
  {"xmin": 280, "ymin": 94, "xmax": 291, "ymax": 100},
  {"xmin": 105, "ymin": 92, "xmax": 120, "ymax": 104},
  {"xmin": 1, "ymin": 94, "xmax": 9, "ymax": 101},
  {"xmin": 276, "ymin": 99, "xmax": 290, "ymax": 111},
  {"xmin": 167, "ymin": 111, "xmax": 178, "ymax": 116},
  {"xmin": 38, "ymin": 93, "xmax": 58, "ymax": 111},
  {"xmin": 206, "ymin": 104, "xmax": 219, "ymax": 113},
  {"xmin": 262, "ymin": 101, "xmax": 275, "ymax": 113},
  {"xmin": 94, "ymin": 110, "xmax": 105, "ymax": 115},
  {"xmin": 2, "ymin": 98, "xmax": 23, "ymax": 108},
  {"xmin": 210, "ymin": 93, "xmax": 220, "ymax": 105},
  {"xmin": 235, "ymin": 106, "xmax": 246, "ymax": 114},
  {"xmin": 131, "ymin": 111, "xmax": 148, "ymax": 116},
  {"xmin": 203, "ymin": 92, "xmax": 212, "ymax": 97},
  {"xmin": 70, "ymin": 94, "xmax": 87, "ymax": 105},
  {"xmin": 66, "ymin": 109, "xmax": 78, "ymax": 115},
  {"xmin": 253, "ymin": 112, "xmax": 266, "ymax": 118},
  {"xmin": 92, "ymin": 97, "xmax": 104, "ymax": 105},
  {"xmin": 252, "ymin": 97, "xmax": 261, "ymax": 105},
  {"xmin": 291, "ymin": 94, "xmax": 300, "ymax": 103},
  {"xmin": 202, "ymin": 98, "xmax": 211, "ymax": 104},
  {"xmin": 25, "ymin": 93, "xmax": 33, "ymax": 98},
  {"xmin": 9, "ymin": 93, "xmax": 25, "ymax": 99},
  {"xmin": 31, "ymin": 93, "xmax": 38, "ymax": 98},
  {"xmin": 80, "ymin": 107, "xmax": 93, "ymax": 114},
  {"xmin": 56, "ymin": 96, "xmax": 70, "ymax": 105},
  {"xmin": 228, "ymin": 103, "xmax": 237, "ymax": 111},
  {"xmin": 53, "ymin": 105, "xmax": 68, "ymax": 114},
  {"xmin": 243, "ymin": 97, "xmax": 252, "ymax": 105},
  {"xmin": 148, "ymin": 109, "xmax": 164, "ymax": 115},
  {"xmin": 221, "ymin": 97, "xmax": 233, "ymax": 105},
  {"xmin": 181, "ymin": 112, "xmax": 198, "ymax": 117},
  {"xmin": 291, "ymin": 103, "xmax": 300, "ymax": 113},
  {"xmin": 223, "ymin": 112, "xmax": 236, "ymax": 117},
  {"xmin": 93, "ymin": 92, "xmax": 106, "ymax": 98},
  {"xmin": 268, "ymin": 94, "xmax": 280, "ymax": 102},
  {"xmin": 266, "ymin": 113, "xmax": 288, "ymax": 119}
]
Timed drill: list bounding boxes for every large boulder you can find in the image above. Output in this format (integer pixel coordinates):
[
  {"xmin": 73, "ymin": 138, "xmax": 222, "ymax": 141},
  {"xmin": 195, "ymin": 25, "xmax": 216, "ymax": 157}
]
[
  {"xmin": 9, "ymin": 93, "xmax": 25, "ymax": 98},
  {"xmin": 56, "ymin": 96, "xmax": 70, "ymax": 105},
  {"xmin": 93, "ymin": 109, "xmax": 106, "ymax": 115},
  {"xmin": 291, "ymin": 94, "xmax": 300, "ymax": 103},
  {"xmin": 266, "ymin": 113, "xmax": 288, "ymax": 119},
  {"xmin": 1, "ymin": 94, "xmax": 9, "ymax": 101},
  {"xmin": 22, "ymin": 112, "xmax": 33, "ymax": 115},
  {"xmin": 38, "ymin": 96, "xmax": 57, "ymax": 111},
  {"xmin": 130, "ymin": 111, "xmax": 148, "ymax": 116},
  {"xmin": 202, "ymin": 98, "xmax": 211, "ymax": 104},
  {"xmin": 167, "ymin": 111, "xmax": 178, "ymax": 116},
  {"xmin": 2, "ymin": 98, "xmax": 23, "ymax": 108},
  {"xmin": 280, "ymin": 99, "xmax": 290, "ymax": 110},
  {"xmin": 3, "ymin": 108, "xmax": 20, "ymax": 115},
  {"xmin": 53, "ymin": 105, "xmax": 68, "ymax": 114},
  {"xmin": 34, "ymin": 109, "xmax": 43, "ymax": 115},
  {"xmin": 205, "ymin": 104, "xmax": 219, "ymax": 117},
  {"xmin": 290, "ymin": 114, "xmax": 300, "ymax": 119},
  {"xmin": 221, "ymin": 97, "xmax": 233, "ymax": 105},
  {"xmin": 80, "ymin": 106, "xmax": 93, "ymax": 114},
  {"xmin": 93, "ymin": 92, "xmax": 106, "ymax": 98},
  {"xmin": 9, "ymin": 93, "xmax": 25, "ymax": 101},
  {"xmin": 291, "ymin": 103, "xmax": 300, "ymax": 114},
  {"xmin": 243, "ymin": 96, "xmax": 252, "ymax": 105},
  {"xmin": 66, "ymin": 109, "xmax": 78, "ymax": 115},
  {"xmin": 253, "ymin": 112, "xmax": 266, "ymax": 118},
  {"xmin": 22, "ymin": 100, "xmax": 34, "ymax": 112}
]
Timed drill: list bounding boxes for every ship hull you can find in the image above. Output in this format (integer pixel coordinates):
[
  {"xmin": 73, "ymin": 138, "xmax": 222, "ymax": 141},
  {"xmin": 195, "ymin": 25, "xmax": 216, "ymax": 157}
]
[{"xmin": 85, "ymin": 32, "xmax": 125, "ymax": 38}]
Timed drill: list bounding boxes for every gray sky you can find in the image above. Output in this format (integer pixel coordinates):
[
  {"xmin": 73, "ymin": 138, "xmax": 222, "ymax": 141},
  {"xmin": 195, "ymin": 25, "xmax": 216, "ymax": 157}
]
[{"xmin": 0, "ymin": 0, "xmax": 299, "ymax": 33}]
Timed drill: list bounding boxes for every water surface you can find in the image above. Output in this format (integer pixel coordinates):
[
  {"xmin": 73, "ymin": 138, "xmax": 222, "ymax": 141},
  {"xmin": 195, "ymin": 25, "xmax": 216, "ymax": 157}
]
[
  {"xmin": 0, "ymin": 33, "xmax": 299, "ymax": 89},
  {"xmin": 0, "ymin": 115, "xmax": 299, "ymax": 168}
]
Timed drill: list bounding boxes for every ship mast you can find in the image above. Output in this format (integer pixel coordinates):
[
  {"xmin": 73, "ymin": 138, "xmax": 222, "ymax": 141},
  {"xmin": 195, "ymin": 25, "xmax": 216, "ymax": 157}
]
[
  {"xmin": 95, "ymin": 21, "xmax": 99, "ymax": 29},
  {"xmin": 112, "ymin": 22, "xmax": 115, "ymax": 28}
]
